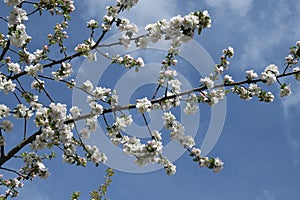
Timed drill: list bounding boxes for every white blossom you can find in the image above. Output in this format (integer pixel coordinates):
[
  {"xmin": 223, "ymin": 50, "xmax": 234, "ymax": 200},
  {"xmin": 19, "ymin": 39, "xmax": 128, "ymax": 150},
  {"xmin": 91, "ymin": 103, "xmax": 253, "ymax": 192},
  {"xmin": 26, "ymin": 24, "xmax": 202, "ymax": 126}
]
[
  {"xmin": 25, "ymin": 64, "xmax": 43, "ymax": 76},
  {"xmin": 0, "ymin": 75, "xmax": 16, "ymax": 94},
  {"xmin": 136, "ymin": 97, "xmax": 152, "ymax": 113},
  {"xmin": 248, "ymin": 84, "xmax": 261, "ymax": 96},
  {"xmin": 179, "ymin": 135, "xmax": 195, "ymax": 148},
  {"xmin": 261, "ymin": 72, "xmax": 276, "ymax": 85},
  {"xmin": 81, "ymin": 80, "xmax": 93, "ymax": 93},
  {"xmin": 87, "ymin": 52, "xmax": 97, "ymax": 61},
  {"xmin": 280, "ymin": 84, "xmax": 292, "ymax": 97},
  {"xmin": 92, "ymin": 86, "xmax": 111, "ymax": 100},
  {"xmin": 293, "ymin": 67, "xmax": 300, "ymax": 81},
  {"xmin": 223, "ymin": 75, "xmax": 234, "ymax": 83},
  {"xmin": 168, "ymin": 79, "xmax": 181, "ymax": 93},
  {"xmin": 31, "ymin": 79, "xmax": 44, "ymax": 91},
  {"xmin": 118, "ymin": 18, "xmax": 138, "ymax": 34},
  {"xmin": 246, "ymin": 70, "xmax": 258, "ymax": 79},
  {"xmin": 52, "ymin": 62, "xmax": 72, "ymax": 80},
  {"xmin": 265, "ymin": 64, "xmax": 279, "ymax": 75},
  {"xmin": 119, "ymin": 34, "xmax": 131, "ymax": 48},
  {"xmin": 14, "ymin": 104, "xmax": 32, "ymax": 119},
  {"xmin": 89, "ymin": 101, "xmax": 103, "ymax": 115},
  {"xmin": 87, "ymin": 19, "xmax": 98, "ymax": 29},
  {"xmin": 151, "ymin": 130, "xmax": 162, "ymax": 141},
  {"xmin": 0, "ymin": 120, "xmax": 13, "ymax": 132},
  {"xmin": 191, "ymin": 147, "xmax": 201, "ymax": 156},
  {"xmin": 200, "ymin": 77, "xmax": 214, "ymax": 89},
  {"xmin": 213, "ymin": 157, "xmax": 224, "ymax": 172},
  {"xmin": 80, "ymin": 128, "xmax": 90, "ymax": 139},
  {"xmin": 7, "ymin": 7, "xmax": 28, "ymax": 25},
  {"xmin": 86, "ymin": 116, "xmax": 98, "ymax": 132},
  {"xmin": 0, "ymin": 104, "xmax": 10, "ymax": 118},
  {"xmin": 7, "ymin": 62, "xmax": 21, "ymax": 74},
  {"xmin": 184, "ymin": 93, "xmax": 198, "ymax": 114},
  {"xmin": 70, "ymin": 106, "xmax": 81, "ymax": 118},
  {"xmin": 115, "ymin": 115, "xmax": 133, "ymax": 131},
  {"xmin": 4, "ymin": 0, "xmax": 24, "ymax": 6},
  {"xmin": 165, "ymin": 161, "xmax": 176, "ymax": 175},
  {"xmin": 162, "ymin": 112, "xmax": 176, "ymax": 129},
  {"xmin": 8, "ymin": 24, "xmax": 31, "ymax": 47}
]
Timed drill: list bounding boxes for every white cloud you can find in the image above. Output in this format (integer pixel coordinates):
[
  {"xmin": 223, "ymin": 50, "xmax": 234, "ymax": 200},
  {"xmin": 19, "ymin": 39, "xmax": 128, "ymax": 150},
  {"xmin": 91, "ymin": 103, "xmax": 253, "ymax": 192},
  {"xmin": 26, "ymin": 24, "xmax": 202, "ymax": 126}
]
[
  {"xmin": 256, "ymin": 190, "xmax": 275, "ymax": 200},
  {"xmin": 18, "ymin": 185, "xmax": 50, "ymax": 200},
  {"xmin": 237, "ymin": 0, "xmax": 300, "ymax": 70},
  {"xmin": 78, "ymin": 0, "xmax": 112, "ymax": 18},
  {"xmin": 282, "ymin": 84, "xmax": 300, "ymax": 117},
  {"xmin": 204, "ymin": 0, "xmax": 253, "ymax": 17},
  {"xmin": 287, "ymin": 134, "xmax": 300, "ymax": 165},
  {"xmin": 282, "ymin": 86, "xmax": 300, "ymax": 165},
  {"xmin": 79, "ymin": 0, "xmax": 178, "ymax": 26}
]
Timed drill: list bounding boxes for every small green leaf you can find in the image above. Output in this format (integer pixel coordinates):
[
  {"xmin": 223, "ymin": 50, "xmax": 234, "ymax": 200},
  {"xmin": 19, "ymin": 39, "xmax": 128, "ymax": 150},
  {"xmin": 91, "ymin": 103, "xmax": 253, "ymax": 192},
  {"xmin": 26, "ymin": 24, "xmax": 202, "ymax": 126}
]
[
  {"xmin": 296, "ymin": 47, "xmax": 300, "ymax": 57},
  {"xmin": 198, "ymin": 26, "xmax": 202, "ymax": 35}
]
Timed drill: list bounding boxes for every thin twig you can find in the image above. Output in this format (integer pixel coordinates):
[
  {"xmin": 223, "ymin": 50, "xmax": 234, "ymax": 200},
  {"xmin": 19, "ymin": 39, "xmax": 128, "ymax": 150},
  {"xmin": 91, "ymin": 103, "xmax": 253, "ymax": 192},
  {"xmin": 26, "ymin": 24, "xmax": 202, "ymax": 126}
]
[
  {"xmin": 0, "ymin": 166, "xmax": 25, "ymax": 178},
  {"xmin": 0, "ymin": 129, "xmax": 4, "ymax": 158},
  {"xmin": 34, "ymin": 77, "xmax": 54, "ymax": 103},
  {"xmin": 142, "ymin": 113, "xmax": 154, "ymax": 139}
]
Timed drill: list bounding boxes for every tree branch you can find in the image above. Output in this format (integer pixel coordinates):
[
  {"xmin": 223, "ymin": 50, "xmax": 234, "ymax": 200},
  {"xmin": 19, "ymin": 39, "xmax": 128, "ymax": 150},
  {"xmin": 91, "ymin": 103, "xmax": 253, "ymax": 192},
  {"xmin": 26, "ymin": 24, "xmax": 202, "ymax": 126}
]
[
  {"xmin": 0, "ymin": 129, "xmax": 42, "ymax": 167},
  {"xmin": 0, "ymin": 40, "xmax": 10, "ymax": 61},
  {"xmin": 64, "ymin": 69, "xmax": 300, "ymax": 125}
]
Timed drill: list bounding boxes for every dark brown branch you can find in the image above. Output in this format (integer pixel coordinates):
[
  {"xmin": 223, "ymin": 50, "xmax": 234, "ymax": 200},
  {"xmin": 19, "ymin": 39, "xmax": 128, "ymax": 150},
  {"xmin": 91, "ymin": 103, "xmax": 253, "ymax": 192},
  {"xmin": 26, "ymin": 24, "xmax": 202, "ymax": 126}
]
[
  {"xmin": 34, "ymin": 77, "xmax": 54, "ymax": 103},
  {"xmin": 0, "ymin": 166, "xmax": 25, "ymax": 178},
  {"xmin": 0, "ymin": 40, "xmax": 10, "ymax": 61},
  {"xmin": 0, "ymin": 129, "xmax": 42, "ymax": 167},
  {"xmin": 0, "ymin": 129, "xmax": 4, "ymax": 158}
]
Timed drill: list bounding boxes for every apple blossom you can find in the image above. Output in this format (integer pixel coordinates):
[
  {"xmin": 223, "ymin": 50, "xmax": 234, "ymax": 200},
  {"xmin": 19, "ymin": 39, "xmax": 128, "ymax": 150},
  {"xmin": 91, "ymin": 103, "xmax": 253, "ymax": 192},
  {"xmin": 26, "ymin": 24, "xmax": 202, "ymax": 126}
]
[
  {"xmin": 1, "ymin": 0, "xmax": 300, "ymax": 198},
  {"xmin": 136, "ymin": 97, "xmax": 152, "ymax": 113},
  {"xmin": 200, "ymin": 77, "xmax": 214, "ymax": 89},
  {"xmin": 0, "ymin": 120, "xmax": 13, "ymax": 133}
]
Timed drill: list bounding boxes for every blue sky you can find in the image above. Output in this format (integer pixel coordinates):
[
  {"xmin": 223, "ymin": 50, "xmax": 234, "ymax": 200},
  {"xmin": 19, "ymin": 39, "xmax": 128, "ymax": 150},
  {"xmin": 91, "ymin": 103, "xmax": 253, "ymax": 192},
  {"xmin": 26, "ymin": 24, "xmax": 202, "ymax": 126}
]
[{"xmin": 1, "ymin": 0, "xmax": 300, "ymax": 199}]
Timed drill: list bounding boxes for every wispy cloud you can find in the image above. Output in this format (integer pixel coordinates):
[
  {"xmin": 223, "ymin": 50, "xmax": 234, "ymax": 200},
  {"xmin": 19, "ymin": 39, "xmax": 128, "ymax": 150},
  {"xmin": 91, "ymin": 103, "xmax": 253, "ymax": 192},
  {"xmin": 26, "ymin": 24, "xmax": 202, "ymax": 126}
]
[
  {"xmin": 79, "ymin": 0, "xmax": 178, "ymax": 26},
  {"xmin": 282, "ymin": 86, "xmax": 300, "ymax": 165},
  {"xmin": 287, "ymin": 134, "xmax": 300, "ymax": 165},
  {"xmin": 18, "ymin": 185, "xmax": 50, "ymax": 200},
  {"xmin": 282, "ymin": 84, "xmax": 300, "ymax": 117},
  {"xmin": 78, "ymin": 0, "xmax": 113, "ymax": 19},
  {"xmin": 256, "ymin": 190, "xmax": 275, "ymax": 200},
  {"xmin": 203, "ymin": 0, "xmax": 253, "ymax": 17},
  {"xmin": 194, "ymin": 0, "xmax": 300, "ymax": 71},
  {"xmin": 238, "ymin": 0, "xmax": 300, "ymax": 69}
]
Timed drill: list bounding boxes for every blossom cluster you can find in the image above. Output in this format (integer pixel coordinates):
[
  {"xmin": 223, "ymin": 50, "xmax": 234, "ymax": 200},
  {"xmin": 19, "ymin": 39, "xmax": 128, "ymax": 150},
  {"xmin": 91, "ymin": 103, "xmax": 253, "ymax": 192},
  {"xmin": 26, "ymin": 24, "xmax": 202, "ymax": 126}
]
[
  {"xmin": 0, "ymin": 174, "xmax": 24, "ymax": 198},
  {"xmin": 136, "ymin": 97, "xmax": 152, "ymax": 113},
  {"xmin": 2, "ymin": 0, "xmax": 300, "ymax": 197},
  {"xmin": 117, "ymin": 18, "xmax": 138, "ymax": 48},
  {"xmin": 33, "ymin": 0, "xmax": 75, "ymax": 17},
  {"xmin": 0, "ymin": 74, "xmax": 16, "ymax": 94},
  {"xmin": 112, "ymin": 54, "xmax": 144, "ymax": 71},
  {"xmin": 189, "ymin": 148, "xmax": 224, "ymax": 173},
  {"xmin": 101, "ymin": 0, "xmax": 139, "ymax": 32},
  {"xmin": 163, "ymin": 112, "xmax": 195, "ymax": 148},
  {"xmin": 4, "ymin": 0, "xmax": 24, "ymax": 7},
  {"xmin": 20, "ymin": 152, "xmax": 50, "ymax": 179},
  {"xmin": 261, "ymin": 64, "xmax": 279, "ymax": 85},
  {"xmin": 48, "ymin": 21, "xmax": 69, "ymax": 52}
]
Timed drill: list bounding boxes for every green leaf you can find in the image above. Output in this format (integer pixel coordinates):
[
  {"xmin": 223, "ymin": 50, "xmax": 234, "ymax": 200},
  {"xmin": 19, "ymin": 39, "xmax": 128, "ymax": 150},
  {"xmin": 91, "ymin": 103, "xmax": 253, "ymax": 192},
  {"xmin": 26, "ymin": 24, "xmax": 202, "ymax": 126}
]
[
  {"xmin": 198, "ymin": 26, "xmax": 202, "ymax": 35},
  {"xmin": 296, "ymin": 47, "xmax": 300, "ymax": 57},
  {"xmin": 71, "ymin": 191, "xmax": 81, "ymax": 200}
]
